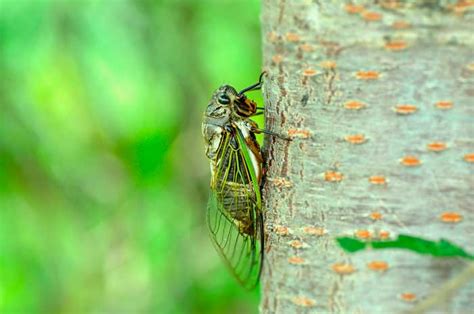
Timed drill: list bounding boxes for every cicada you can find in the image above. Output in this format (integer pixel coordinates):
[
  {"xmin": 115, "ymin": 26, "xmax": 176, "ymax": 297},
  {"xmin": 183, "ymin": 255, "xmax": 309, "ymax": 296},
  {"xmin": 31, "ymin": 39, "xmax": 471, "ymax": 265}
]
[{"xmin": 201, "ymin": 73, "xmax": 267, "ymax": 289}]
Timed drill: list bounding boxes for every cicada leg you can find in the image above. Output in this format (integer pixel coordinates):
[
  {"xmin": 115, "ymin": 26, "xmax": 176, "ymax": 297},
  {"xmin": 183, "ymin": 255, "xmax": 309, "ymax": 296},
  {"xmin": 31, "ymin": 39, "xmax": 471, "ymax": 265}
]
[
  {"xmin": 238, "ymin": 72, "xmax": 266, "ymax": 95},
  {"xmin": 252, "ymin": 126, "xmax": 291, "ymax": 141}
]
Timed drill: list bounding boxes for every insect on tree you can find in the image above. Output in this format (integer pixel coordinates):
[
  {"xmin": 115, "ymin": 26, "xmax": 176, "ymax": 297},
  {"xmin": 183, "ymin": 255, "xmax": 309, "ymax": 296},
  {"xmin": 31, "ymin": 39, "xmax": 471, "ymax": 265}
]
[{"xmin": 201, "ymin": 72, "xmax": 283, "ymax": 289}]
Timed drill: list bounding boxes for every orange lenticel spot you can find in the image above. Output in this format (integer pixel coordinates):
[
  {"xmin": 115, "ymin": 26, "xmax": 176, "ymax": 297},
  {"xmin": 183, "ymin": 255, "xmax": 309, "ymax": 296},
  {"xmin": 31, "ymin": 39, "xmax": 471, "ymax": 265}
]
[
  {"xmin": 362, "ymin": 11, "xmax": 382, "ymax": 21},
  {"xmin": 267, "ymin": 31, "xmax": 279, "ymax": 42},
  {"xmin": 400, "ymin": 293, "xmax": 417, "ymax": 302},
  {"xmin": 355, "ymin": 229, "xmax": 372, "ymax": 239},
  {"xmin": 356, "ymin": 71, "xmax": 380, "ymax": 80},
  {"xmin": 303, "ymin": 226, "xmax": 327, "ymax": 236},
  {"xmin": 345, "ymin": 134, "xmax": 366, "ymax": 144},
  {"xmin": 369, "ymin": 176, "xmax": 387, "ymax": 185},
  {"xmin": 370, "ymin": 212, "xmax": 383, "ymax": 220},
  {"xmin": 292, "ymin": 296, "xmax": 316, "ymax": 307},
  {"xmin": 272, "ymin": 54, "xmax": 283, "ymax": 64},
  {"xmin": 288, "ymin": 256, "xmax": 305, "ymax": 265},
  {"xmin": 268, "ymin": 177, "xmax": 293, "ymax": 188},
  {"xmin": 368, "ymin": 261, "xmax": 389, "ymax": 271},
  {"xmin": 302, "ymin": 68, "xmax": 317, "ymax": 76},
  {"xmin": 392, "ymin": 20, "xmax": 411, "ymax": 29},
  {"xmin": 286, "ymin": 32, "xmax": 300, "ymax": 42},
  {"xmin": 435, "ymin": 101, "xmax": 453, "ymax": 109},
  {"xmin": 380, "ymin": 0, "xmax": 403, "ymax": 9},
  {"xmin": 275, "ymin": 225, "xmax": 290, "ymax": 236},
  {"xmin": 345, "ymin": 4, "xmax": 365, "ymax": 13},
  {"xmin": 458, "ymin": 0, "xmax": 474, "ymax": 8},
  {"xmin": 452, "ymin": 1, "xmax": 474, "ymax": 14},
  {"xmin": 385, "ymin": 40, "xmax": 408, "ymax": 51},
  {"xmin": 300, "ymin": 43, "xmax": 314, "ymax": 52},
  {"xmin": 379, "ymin": 230, "xmax": 390, "ymax": 239},
  {"xmin": 400, "ymin": 155, "xmax": 421, "ymax": 167},
  {"xmin": 332, "ymin": 263, "xmax": 356, "ymax": 275},
  {"xmin": 344, "ymin": 100, "xmax": 366, "ymax": 110},
  {"xmin": 464, "ymin": 153, "xmax": 474, "ymax": 163},
  {"xmin": 320, "ymin": 60, "xmax": 337, "ymax": 69},
  {"xmin": 325, "ymin": 171, "xmax": 343, "ymax": 182},
  {"xmin": 440, "ymin": 212, "xmax": 463, "ymax": 223},
  {"xmin": 427, "ymin": 142, "xmax": 447, "ymax": 152},
  {"xmin": 394, "ymin": 104, "xmax": 417, "ymax": 114},
  {"xmin": 289, "ymin": 240, "xmax": 304, "ymax": 249},
  {"xmin": 288, "ymin": 129, "xmax": 311, "ymax": 138}
]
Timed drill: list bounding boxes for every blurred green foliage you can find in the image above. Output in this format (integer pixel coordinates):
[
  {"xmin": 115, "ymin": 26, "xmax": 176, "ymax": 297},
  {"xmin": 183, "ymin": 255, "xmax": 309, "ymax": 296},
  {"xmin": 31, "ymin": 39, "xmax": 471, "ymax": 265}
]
[{"xmin": 0, "ymin": 0, "xmax": 263, "ymax": 313}]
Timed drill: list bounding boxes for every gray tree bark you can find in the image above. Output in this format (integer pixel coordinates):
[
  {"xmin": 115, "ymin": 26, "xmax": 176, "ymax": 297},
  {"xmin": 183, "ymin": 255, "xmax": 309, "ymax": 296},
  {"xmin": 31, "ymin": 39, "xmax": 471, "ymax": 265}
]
[{"xmin": 260, "ymin": 1, "xmax": 474, "ymax": 313}]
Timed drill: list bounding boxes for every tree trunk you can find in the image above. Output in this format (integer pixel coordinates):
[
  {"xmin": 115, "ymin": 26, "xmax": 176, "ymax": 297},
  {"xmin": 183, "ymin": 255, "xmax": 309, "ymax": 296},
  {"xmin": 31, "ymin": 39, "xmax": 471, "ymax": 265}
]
[{"xmin": 260, "ymin": 1, "xmax": 474, "ymax": 313}]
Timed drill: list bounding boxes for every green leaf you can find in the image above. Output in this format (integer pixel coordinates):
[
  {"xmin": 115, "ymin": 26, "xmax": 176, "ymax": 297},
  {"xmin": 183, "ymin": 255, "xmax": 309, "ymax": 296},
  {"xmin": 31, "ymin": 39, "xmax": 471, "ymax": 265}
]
[
  {"xmin": 336, "ymin": 234, "xmax": 474, "ymax": 260},
  {"xmin": 336, "ymin": 237, "xmax": 367, "ymax": 253}
]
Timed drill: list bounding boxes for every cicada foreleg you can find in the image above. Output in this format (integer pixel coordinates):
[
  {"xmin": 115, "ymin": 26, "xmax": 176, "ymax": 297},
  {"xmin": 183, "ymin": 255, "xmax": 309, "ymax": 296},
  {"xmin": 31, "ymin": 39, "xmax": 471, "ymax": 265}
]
[
  {"xmin": 238, "ymin": 72, "xmax": 266, "ymax": 96},
  {"xmin": 251, "ymin": 126, "xmax": 291, "ymax": 141}
]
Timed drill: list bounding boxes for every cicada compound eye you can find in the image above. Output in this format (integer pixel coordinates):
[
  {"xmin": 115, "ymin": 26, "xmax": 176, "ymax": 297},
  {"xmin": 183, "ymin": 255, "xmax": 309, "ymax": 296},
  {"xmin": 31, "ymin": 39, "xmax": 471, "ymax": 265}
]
[{"xmin": 217, "ymin": 93, "xmax": 231, "ymax": 105}]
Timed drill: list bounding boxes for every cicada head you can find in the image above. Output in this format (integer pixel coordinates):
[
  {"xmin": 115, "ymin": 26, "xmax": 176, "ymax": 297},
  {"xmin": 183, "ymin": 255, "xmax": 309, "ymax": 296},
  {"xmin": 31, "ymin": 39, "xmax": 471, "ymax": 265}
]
[
  {"xmin": 201, "ymin": 78, "xmax": 261, "ymax": 160},
  {"xmin": 205, "ymin": 84, "xmax": 257, "ymax": 119},
  {"xmin": 202, "ymin": 85, "xmax": 235, "ymax": 160},
  {"xmin": 203, "ymin": 85, "xmax": 236, "ymax": 121}
]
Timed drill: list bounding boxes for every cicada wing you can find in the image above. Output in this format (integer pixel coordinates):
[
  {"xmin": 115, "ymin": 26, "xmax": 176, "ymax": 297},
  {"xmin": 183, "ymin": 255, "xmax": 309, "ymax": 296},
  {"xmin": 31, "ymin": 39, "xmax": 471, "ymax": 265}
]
[
  {"xmin": 206, "ymin": 131, "xmax": 263, "ymax": 289},
  {"xmin": 207, "ymin": 192, "xmax": 263, "ymax": 289}
]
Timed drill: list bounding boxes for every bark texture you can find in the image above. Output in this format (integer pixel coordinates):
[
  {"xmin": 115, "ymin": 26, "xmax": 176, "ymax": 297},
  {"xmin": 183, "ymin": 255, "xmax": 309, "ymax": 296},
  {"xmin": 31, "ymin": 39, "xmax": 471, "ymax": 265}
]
[{"xmin": 260, "ymin": 1, "xmax": 474, "ymax": 313}]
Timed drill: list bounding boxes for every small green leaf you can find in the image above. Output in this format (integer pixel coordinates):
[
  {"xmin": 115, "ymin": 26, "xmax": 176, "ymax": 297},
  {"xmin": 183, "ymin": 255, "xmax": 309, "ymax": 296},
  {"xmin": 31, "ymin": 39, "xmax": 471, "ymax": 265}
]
[
  {"xmin": 337, "ymin": 234, "xmax": 474, "ymax": 260},
  {"xmin": 336, "ymin": 237, "xmax": 367, "ymax": 253},
  {"xmin": 437, "ymin": 239, "xmax": 473, "ymax": 259}
]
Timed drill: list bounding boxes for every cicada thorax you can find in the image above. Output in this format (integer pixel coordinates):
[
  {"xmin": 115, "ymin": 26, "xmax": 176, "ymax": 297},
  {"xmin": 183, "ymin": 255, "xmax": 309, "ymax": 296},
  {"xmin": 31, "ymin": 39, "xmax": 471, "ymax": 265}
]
[{"xmin": 233, "ymin": 95, "xmax": 258, "ymax": 118}]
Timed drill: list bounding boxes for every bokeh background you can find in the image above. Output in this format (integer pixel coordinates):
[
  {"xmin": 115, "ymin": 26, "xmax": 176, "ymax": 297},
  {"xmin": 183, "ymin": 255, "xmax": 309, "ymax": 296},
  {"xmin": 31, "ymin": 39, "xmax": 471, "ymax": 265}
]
[{"xmin": 0, "ymin": 0, "xmax": 264, "ymax": 313}]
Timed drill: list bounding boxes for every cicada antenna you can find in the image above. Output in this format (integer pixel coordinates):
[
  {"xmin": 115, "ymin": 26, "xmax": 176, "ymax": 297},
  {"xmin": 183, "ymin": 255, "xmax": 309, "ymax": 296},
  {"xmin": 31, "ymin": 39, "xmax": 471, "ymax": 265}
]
[{"xmin": 238, "ymin": 71, "xmax": 267, "ymax": 96}]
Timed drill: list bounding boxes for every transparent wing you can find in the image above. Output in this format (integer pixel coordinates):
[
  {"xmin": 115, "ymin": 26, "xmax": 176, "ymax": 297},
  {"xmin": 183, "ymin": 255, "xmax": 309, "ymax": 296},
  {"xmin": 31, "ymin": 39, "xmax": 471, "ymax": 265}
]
[{"xmin": 207, "ymin": 130, "xmax": 263, "ymax": 289}]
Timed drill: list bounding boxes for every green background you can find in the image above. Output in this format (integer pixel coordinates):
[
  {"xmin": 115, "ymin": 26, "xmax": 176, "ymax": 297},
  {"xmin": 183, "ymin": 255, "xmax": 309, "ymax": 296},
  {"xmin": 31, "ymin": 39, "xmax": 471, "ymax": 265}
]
[{"xmin": 0, "ymin": 0, "xmax": 263, "ymax": 313}]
